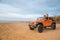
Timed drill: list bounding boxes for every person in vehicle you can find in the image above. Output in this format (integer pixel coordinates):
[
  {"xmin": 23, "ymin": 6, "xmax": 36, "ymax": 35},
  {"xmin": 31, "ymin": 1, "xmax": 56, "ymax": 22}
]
[{"xmin": 44, "ymin": 14, "xmax": 49, "ymax": 20}]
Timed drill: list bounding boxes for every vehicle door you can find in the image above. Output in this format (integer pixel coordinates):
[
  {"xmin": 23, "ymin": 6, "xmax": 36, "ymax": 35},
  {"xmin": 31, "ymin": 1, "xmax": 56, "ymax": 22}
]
[
  {"xmin": 48, "ymin": 17, "xmax": 52, "ymax": 26},
  {"xmin": 43, "ymin": 17, "xmax": 49, "ymax": 26}
]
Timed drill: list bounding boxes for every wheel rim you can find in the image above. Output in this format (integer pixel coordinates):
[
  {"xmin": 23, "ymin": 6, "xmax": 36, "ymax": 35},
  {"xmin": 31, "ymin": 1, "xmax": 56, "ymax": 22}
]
[{"xmin": 38, "ymin": 25, "xmax": 43, "ymax": 33}]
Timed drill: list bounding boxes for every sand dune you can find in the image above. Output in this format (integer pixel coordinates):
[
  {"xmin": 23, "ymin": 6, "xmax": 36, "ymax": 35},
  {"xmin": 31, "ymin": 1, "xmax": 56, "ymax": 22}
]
[{"xmin": 0, "ymin": 22, "xmax": 60, "ymax": 40}]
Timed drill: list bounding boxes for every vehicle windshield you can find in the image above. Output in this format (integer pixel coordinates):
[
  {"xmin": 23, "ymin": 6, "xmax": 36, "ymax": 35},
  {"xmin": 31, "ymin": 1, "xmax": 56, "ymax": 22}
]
[{"xmin": 37, "ymin": 17, "xmax": 44, "ymax": 20}]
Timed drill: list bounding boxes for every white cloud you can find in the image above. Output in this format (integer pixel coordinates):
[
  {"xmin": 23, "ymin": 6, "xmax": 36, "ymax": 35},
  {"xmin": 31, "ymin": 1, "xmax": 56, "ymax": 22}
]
[
  {"xmin": 0, "ymin": 12, "xmax": 42, "ymax": 18},
  {"xmin": 0, "ymin": 3, "xmax": 43, "ymax": 21},
  {"xmin": 0, "ymin": 0, "xmax": 60, "ymax": 21},
  {"xmin": 0, "ymin": 3, "xmax": 22, "ymax": 13}
]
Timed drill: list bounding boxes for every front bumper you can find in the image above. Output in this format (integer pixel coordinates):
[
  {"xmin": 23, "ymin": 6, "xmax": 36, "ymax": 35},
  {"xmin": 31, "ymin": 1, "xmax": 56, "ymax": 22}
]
[
  {"xmin": 29, "ymin": 24, "xmax": 37, "ymax": 28},
  {"xmin": 29, "ymin": 25, "xmax": 34, "ymax": 28}
]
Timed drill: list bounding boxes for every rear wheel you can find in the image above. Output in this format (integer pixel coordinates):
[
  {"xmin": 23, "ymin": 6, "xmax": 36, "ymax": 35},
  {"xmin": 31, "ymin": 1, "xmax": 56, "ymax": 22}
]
[
  {"xmin": 37, "ymin": 24, "xmax": 43, "ymax": 33},
  {"xmin": 29, "ymin": 25, "xmax": 34, "ymax": 30},
  {"xmin": 51, "ymin": 23, "xmax": 56, "ymax": 30}
]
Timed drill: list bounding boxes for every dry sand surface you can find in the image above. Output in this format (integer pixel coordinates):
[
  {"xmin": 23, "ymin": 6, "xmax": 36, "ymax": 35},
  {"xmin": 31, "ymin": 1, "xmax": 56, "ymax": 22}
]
[{"xmin": 0, "ymin": 22, "xmax": 60, "ymax": 40}]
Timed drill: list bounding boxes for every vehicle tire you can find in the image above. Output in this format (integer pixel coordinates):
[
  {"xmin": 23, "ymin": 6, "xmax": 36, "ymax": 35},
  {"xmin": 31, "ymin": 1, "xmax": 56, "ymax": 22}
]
[
  {"xmin": 29, "ymin": 25, "xmax": 34, "ymax": 30},
  {"xmin": 44, "ymin": 27, "xmax": 46, "ymax": 29},
  {"xmin": 51, "ymin": 23, "xmax": 56, "ymax": 30},
  {"xmin": 37, "ymin": 24, "xmax": 43, "ymax": 33}
]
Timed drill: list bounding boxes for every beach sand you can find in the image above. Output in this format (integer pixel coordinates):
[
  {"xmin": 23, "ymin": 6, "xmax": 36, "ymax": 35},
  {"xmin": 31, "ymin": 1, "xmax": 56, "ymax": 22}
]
[{"xmin": 0, "ymin": 22, "xmax": 60, "ymax": 40}]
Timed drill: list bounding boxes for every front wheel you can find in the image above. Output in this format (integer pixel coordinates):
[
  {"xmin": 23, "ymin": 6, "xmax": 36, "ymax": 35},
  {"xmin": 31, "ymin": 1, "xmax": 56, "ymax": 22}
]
[
  {"xmin": 37, "ymin": 24, "xmax": 43, "ymax": 33},
  {"xmin": 51, "ymin": 23, "xmax": 56, "ymax": 30}
]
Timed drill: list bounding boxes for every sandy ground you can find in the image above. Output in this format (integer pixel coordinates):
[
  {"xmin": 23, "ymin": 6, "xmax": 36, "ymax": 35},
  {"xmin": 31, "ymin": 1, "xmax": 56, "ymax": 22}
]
[{"xmin": 0, "ymin": 22, "xmax": 60, "ymax": 40}]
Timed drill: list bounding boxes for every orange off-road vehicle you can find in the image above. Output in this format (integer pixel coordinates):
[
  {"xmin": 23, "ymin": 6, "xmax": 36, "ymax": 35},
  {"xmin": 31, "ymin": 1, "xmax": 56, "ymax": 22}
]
[{"xmin": 29, "ymin": 17, "xmax": 56, "ymax": 33}]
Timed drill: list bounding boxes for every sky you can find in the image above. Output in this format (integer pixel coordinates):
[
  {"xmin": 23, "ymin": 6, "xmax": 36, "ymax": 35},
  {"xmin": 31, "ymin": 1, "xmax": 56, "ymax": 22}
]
[{"xmin": 0, "ymin": 0, "xmax": 60, "ymax": 21}]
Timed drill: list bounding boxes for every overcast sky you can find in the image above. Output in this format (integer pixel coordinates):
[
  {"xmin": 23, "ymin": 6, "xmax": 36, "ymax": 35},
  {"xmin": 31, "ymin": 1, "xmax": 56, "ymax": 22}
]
[{"xmin": 0, "ymin": 0, "xmax": 60, "ymax": 21}]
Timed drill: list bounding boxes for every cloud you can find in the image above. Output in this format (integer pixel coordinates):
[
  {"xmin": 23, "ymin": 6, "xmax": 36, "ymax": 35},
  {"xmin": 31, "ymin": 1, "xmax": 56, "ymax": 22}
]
[
  {"xmin": 0, "ymin": 3, "xmax": 43, "ymax": 21},
  {"xmin": 0, "ymin": 0, "xmax": 60, "ymax": 21},
  {"xmin": 1, "ymin": 0, "xmax": 60, "ymax": 15}
]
